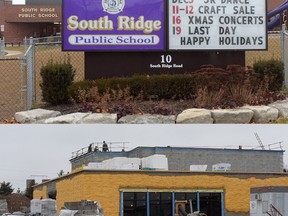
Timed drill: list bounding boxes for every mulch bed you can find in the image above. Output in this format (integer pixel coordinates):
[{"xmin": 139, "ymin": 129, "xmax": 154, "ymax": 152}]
[
  {"xmin": 40, "ymin": 100, "xmax": 195, "ymax": 118},
  {"xmin": 0, "ymin": 118, "xmax": 18, "ymax": 124}
]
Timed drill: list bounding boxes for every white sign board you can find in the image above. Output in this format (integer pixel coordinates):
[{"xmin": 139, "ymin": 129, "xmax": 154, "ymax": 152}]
[
  {"xmin": 169, "ymin": 0, "xmax": 267, "ymax": 50},
  {"xmin": 12, "ymin": 0, "xmax": 25, "ymax": 5}
]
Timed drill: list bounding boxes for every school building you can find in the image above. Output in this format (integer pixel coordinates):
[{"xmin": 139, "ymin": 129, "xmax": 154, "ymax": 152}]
[
  {"xmin": 0, "ymin": 0, "xmax": 285, "ymax": 44},
  {"xmin": 0, "ymin": 0, "xmax": 61, "ymax": 44},
  {"xmin": 33, "ymin": 145, "xmax": 288, "ymax": 216}
]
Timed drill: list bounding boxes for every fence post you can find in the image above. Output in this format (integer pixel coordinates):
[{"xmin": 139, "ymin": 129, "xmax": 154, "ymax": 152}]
[
  {"xmin": 281, "ymin": 23, "xmax": 288, "ymax": 88},
  {"xmin": 281, "ymin": 24, "xmax": 288, "ymax": 88},
  {"xmin": 0, "ymin": 37, "xmax": 4, "ymax": 56},
  {"xmin": 26, "ymin": 37, "xmax": 34, "ymax": 110},
  {"xmin": 24, "ymin": 36, "xmax": 27, "ymax": 53}
]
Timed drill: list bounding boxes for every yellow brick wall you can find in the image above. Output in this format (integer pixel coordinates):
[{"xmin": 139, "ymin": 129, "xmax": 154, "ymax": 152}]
[
  {"xmin": 33, "ymin": 184, "xmax": 47, "ymax": 199},
  {"xmin": 34, "ymin": 172, "xmax": 288, "ymax": 216}
]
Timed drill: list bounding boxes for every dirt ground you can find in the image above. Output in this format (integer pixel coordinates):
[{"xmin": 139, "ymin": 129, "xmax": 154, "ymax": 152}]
[{"xmin": 0, "ymin": 194, "xmax": 30, "ymax": 213}]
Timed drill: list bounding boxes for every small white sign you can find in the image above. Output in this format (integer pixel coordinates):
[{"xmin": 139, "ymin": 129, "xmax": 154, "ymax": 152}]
[
  {"xmin": 0, "ymin": 25, "xmax": 4, "ymax": 32},
  {"xmin": 12, "ymin": 0, "xmax": 25, "ymax": 5}
]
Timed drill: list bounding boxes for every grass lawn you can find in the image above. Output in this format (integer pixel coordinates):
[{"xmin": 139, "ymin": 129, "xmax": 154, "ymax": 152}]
[
  {"xmin": 5, "ymin": 45, "xmax": 25, "ymax": 52},
  {"xmin": 274, "ymin": 118, "xmax": 288, "ymax": 123}
]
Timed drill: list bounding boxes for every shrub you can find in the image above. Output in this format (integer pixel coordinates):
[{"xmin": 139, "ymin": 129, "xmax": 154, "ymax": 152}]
[
  {"xmin": 68, "ymin": 80, "xmax": 96, "ymax": 102},
  {"xmin": 69, "ymin": 65, "xmax": 262, "ymax": 105},
  {"xmin": 68, "ymin": 64, "xmax": 285, "ymax": 114},
  {"xmin": 253, "ymin": 59, "xmax": 284, "ymax": 91},
  {"xmin": 69, "ymin": 74, "xmax": 195, "ymax": 102},
  {"xmin": 191, "ymin": 65, "xmax": 261, "ymax": 108},
  {"xmin": 40, "ymin": 59, "xmax": 75, "ymax": 105}
]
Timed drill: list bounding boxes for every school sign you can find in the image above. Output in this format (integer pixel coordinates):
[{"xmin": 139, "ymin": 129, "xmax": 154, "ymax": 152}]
[
  {"xmin": 62, "ymin": 0, "xmax": 165, "ymax": 51},
  {"xmin": 63, "ymin": 0, "xmax": 267, "ymax": 51}
]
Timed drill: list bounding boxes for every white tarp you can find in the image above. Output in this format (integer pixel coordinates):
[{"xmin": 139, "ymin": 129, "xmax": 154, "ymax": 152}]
[
  {"xmin": 30, "ymin": 199, "xmax": 42, "ymax": 214},
  {"xmin": 59, "ymin": 209, "xmax": 78, "ymax": 216},
  {"xmin": 190, "ymin": 165, "xmax": 208, "ymax": 171},
  {"xmin": 212, "ymin": 163, "xmax": 231, "ymax": 171},
  {"xmin": 86, "ymin": 157, "xmax": 141, "ymax": 170},
  {"xmin": 30, "ymin": 199, "xmax": 56, "ymax": 215},
  {"xmin": 141, "ymin": 154, "xmax": 168, "ymax": 170},
  {"xmin": 85, "ymin": 154, "xmax": 168, "ymax": 170}
]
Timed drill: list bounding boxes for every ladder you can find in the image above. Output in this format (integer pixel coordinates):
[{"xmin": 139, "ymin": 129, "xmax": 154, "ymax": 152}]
[{"xmin": 266, "ymin": 204, "xmax": 283, "ymax": 216}]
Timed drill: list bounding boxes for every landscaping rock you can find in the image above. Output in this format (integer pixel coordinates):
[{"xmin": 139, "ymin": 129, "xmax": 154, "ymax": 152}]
[
  {"xmin": 117, "ymin": 114, "xmax": 176, "ymax": 124},
  {"xmin": 14, "ymin": 108, "xmax": 61, "ymax": 123},
  {"xmin": 11, "ymin": 99, "xmax": 288, "ymax": 124},
  {"xmin": 269, "ymin": 99, "xmax": 288, "ymax": 118},
  {"xmin": 176, "ymin": 108, "xmax": 213, "ymax": 124},
  {"xmin": 44, "ymin": 112, "xmax": 90, "ymax": 124},
  {"xmin": 81, "ymin": 113, "xmax": 118, "ymax": 124},
  {"xmin": 242, "ymin": 105, "xmax": 279, "ymax": 123},
  {"xmin": 211, "ymin": 109, "xmax": 254, "ymax": 124}
]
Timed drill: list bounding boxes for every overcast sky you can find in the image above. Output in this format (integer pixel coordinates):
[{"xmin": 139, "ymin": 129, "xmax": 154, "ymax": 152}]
[{"xmin": 0, "ymin": 124, "xmax": 288, "ymax": 191}]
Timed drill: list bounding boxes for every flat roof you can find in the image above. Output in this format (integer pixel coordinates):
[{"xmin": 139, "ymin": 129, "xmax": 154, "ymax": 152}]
[{"xmin": 33, "ymin": 169, "xmax": 288, "ymax": 189}]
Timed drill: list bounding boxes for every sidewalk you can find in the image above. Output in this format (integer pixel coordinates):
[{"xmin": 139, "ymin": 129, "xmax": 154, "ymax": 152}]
[{"xmin": 5, "ymin": 50, "xmax": 22, "ymax": 56}]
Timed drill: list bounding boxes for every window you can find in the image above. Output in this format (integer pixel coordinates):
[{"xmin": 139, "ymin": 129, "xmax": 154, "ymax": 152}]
[
  {"xmin": 175, "ymin": 192, "xmax": 197, "ymax": 214},
  {"xmin": 149, "ymin": 192, "xmax": 172, "ymax": 216},
  {"xmin": 122, "ymin": 191, "xmax": 223, "ymax": 216},
  {"xmin": 199, "ymin": 192, "xmax": 222, "ymax": 216},
  {"xmin": 123, "ymin": 192, "xmax": 146, "ymax": 216}
]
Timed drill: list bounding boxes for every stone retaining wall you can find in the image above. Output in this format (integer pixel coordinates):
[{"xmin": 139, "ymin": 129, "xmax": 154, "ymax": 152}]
[{"xmin": 14, "ymin": 98, "xmax": 288, "ymax": 124}]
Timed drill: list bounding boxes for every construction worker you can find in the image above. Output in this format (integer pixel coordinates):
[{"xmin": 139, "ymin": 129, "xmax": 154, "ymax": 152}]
[{"xmin": 102, "ymin": 141, "xmax": 109, "ymax": 152}]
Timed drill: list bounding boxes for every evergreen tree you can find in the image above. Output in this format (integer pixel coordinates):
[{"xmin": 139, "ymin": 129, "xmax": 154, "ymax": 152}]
[
  {"xmin": 0, "ymin": 181, "xmax": 14, "ymax": 195},
  {"xmin": 25, "ymin": 182, "xmax": 34, "ymax": 200}
]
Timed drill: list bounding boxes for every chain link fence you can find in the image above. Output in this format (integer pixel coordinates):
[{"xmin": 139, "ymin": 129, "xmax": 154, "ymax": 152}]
[
  {"xmin": 0, "ymin": 33, "xmax": 286, "ymax": 119},
  {"xmin": 246, "ymin": 32, "xmax": 282, "ymax": 67},
  {"xmin": 32, "ymin": 42, "xmax": 84, "ymax": 106},
  {"xmin": 0, "ymin": 36, "xmax": 84, "ymax": 119},
  {"xmin": 0, "ymin": 57, "xmax": 26, "ymax": 118}
]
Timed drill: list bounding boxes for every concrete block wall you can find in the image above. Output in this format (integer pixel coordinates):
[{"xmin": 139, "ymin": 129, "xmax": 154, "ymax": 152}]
[
  {"xmin": 70, "ymin": 147, "xmax": 284, "ymax": 172},
  {"xmin": 154, "ymin": 148, "xmax": 283, "ymax": 172}
]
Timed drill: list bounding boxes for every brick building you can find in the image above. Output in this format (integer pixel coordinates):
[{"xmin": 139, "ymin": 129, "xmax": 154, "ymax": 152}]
[
  {"xmin": 33, "ymin": 145, "xmax": 288, "ymax": 216},
  {"xmin": 0, "ymin": 0, "xmax": 61, "ymax": 43},
  {"xmin": 0, "ymin": 0, "xmax": 285, "ymax": 44}
]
